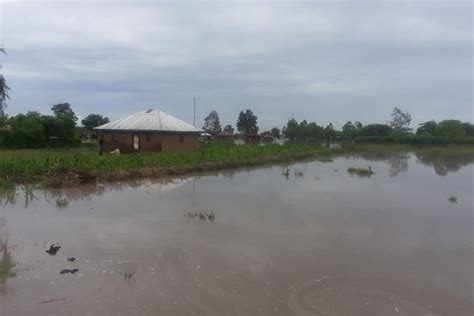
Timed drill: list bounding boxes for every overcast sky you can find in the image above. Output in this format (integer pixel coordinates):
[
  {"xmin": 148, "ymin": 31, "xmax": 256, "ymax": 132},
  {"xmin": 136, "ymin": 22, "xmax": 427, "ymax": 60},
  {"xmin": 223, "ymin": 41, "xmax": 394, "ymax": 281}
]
[{"xmin": 1, "ymin": 0, "xmax": 472, "ymax": 130}]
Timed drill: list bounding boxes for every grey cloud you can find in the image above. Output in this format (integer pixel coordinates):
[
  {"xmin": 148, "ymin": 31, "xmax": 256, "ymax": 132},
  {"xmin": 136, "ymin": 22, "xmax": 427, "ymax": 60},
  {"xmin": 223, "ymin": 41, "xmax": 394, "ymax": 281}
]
[{"xmin": 1, "ymin": 0, "xmax": 472, "ymax": 130}]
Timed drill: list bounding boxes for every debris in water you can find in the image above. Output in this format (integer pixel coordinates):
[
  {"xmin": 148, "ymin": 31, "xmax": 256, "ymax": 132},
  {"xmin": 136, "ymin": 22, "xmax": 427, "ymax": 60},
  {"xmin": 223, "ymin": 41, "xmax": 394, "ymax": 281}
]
[
  {"xmin": 67, "ymin": 257, "xmax": 76, "ymax": 262},
  {"xmin": 39, "ymin": 298, "xmax": 66, "ymax": 304},
  {"xmin": 294, "ymin": 171, "xmax": 304, "ymax": 177},
  {"xmin": 186, "ymin": 211, "xmax": 216, "ymax": 222},
  {"xmin": 117, "ymin": 270, "xmax": 136, "ymax": 284},
  {"xmin": 347, "ymin": 166, "xmax": 374, "ymax": 177},
  {"xmin": 45, "ymin": 244, "xmax": 61, "ymax": 255},
  {"xmin": 207, "ymin": 210, "xmax": 215, "ymax": 222},
  {"xmin": 60, "ymin": 268, "xmax": 79, "ymax": 274},
  {"xmin": 448, "ymin": 195, "xmax": 458, "ymax": 204}
]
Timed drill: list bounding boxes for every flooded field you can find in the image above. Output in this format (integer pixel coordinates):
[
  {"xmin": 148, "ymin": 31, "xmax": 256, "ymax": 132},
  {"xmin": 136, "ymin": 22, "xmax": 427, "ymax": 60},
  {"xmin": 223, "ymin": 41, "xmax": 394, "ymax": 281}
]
[{"xmin": 0, "ymin": 147, "xmax": 473, "ymax": 315}]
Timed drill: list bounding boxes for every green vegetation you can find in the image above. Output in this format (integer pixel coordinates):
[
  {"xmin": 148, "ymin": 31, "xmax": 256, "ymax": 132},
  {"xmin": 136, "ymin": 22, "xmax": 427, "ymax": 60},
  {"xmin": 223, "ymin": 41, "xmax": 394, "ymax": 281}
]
[
  {"xmin": 347, "ymin": 166, "xmax": 375, "ymax": 177},
  {"xmin": 0, "ymin": 143, "xmax": 340, "ymax": 187},
  {"xmin": 0, "ymin": 104, "xmax": 80, "ymax": 148}
]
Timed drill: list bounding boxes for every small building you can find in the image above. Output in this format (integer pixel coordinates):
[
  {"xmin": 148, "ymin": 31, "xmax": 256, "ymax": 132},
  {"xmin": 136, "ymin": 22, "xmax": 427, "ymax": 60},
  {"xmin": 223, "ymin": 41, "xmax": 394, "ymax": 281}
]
[
  {"xmin": 214, "ymin": 131, "xmax": 235, "ymax": 144},
  {"xmin": 245, "ymin": 134, "xmax": 261, "ymax": 145},
  {"xmin": 94, "ymin": 110, "xmax": 201, "ymax": 153},
  {"xmin": 260, "ymin": 134, "xmax": 274, "ymax": 144}
]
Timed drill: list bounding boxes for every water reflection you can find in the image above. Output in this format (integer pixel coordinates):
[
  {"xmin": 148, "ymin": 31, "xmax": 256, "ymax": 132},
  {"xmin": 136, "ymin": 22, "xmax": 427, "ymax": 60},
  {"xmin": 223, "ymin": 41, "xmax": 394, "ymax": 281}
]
[
  {"xmin": 1, "ymin": 147, "xmax": 473, "ymax": 209},
  {"xmin": 415, "ymin": 149, "xmax": 474, "ymax": 176},
  {"xmin": 343, "ymin": 146, "xmax": 474, "ymax": 177}
]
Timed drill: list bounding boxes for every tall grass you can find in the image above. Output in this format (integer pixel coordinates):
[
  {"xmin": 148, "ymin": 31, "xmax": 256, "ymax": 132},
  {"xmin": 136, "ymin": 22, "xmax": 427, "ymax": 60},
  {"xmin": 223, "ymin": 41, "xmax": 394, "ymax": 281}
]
[{"xmin": 0, "ymin": 143, "xmax": 337, "ymax": 186}]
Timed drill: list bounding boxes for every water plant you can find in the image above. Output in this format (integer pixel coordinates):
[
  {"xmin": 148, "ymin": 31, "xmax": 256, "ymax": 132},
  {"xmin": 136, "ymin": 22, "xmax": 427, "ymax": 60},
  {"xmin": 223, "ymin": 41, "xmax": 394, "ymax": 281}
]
[{"xmin": 347, "ymin": 166, "xmax": 375, "ymax": 177}]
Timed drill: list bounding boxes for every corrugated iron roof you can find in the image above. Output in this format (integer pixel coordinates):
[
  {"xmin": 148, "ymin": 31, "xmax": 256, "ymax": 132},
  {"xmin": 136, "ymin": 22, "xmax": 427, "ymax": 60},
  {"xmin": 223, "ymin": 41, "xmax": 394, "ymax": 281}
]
[{"xmin": 94, "ymin": 110, "xmax": 201, "ymax": 133}]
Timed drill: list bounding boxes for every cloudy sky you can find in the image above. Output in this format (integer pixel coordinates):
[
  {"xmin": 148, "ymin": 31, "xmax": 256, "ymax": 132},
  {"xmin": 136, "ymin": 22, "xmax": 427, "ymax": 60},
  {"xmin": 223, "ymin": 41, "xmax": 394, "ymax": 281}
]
[{"xmin": 0, "ymin": 0, "xmax": 472, "ymax": 129}]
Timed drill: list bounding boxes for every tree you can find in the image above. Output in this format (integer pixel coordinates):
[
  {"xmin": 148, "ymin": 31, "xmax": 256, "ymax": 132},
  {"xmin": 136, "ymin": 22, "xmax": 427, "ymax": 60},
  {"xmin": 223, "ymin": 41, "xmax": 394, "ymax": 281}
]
[
  {"xmin": 390, "ymin": 107, "xmax": 412, "ymax": 132},
  {"xmin": 3, "ymin": 112, "xmax": 46, "ymax": 148},
  {"xmin": 307, "ymin": 122, "xmax": 323, "ymax": 141},
  {"xmin": 416, "ymin": 121, "xmax": 438, "ymax": 136},
  {"xmin": 360, "ymin": 124, "xmax": 393, "ymax": 137},
  {"xmin": 0, "ymin": 48, "xmax": 9, "ymax": 119},
  {"xmin": 223, "ymin": 124, "xmax": 234, "ymax": 133},
  {"xmin": 323, "ymin": 123, "xmax": 336, "ymax": 143},
  {"xmin": 203, "ymin": 111, "xmax": 222, "ymax": 133},
  {"xmin": 342, "ymin": 121, "xmax": 356, "ymax": 139},
  {"xmin": 271, "ymin": 127, "xmax": 281, "ymax": 139},
  {"xmin": 237, "ymin": 109, "xmax": 259, "ymax": 136},
  {"xmin": 282, "ymin": 118, "xmax": 299, "ymax": 142},
  {"xmin": 436, "ymin": 120, "xmax": 465, "ymax": 139},
  {"xmin": 82, "ymin": 114, "xmax": 110, "ymax": 130},
  {"xmin": 51, "ymin": 103, "xmax": 77, "ymax": 121}
]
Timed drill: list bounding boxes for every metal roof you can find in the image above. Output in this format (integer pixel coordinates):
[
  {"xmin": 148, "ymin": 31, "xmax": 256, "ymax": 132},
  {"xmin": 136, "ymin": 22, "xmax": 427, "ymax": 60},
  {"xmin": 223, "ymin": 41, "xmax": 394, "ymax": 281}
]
[{"xmin": 94, "ymin": 110, "xmax": 201, "ymax": 133}]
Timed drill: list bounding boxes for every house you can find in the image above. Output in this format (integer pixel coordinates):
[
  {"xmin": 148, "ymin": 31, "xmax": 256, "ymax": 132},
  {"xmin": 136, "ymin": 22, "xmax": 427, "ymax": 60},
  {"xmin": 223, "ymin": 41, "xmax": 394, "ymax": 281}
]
[
  {"xmin": 214, "ymin": 131, "xmax": 235, "ymax": 144},
  {"xmin": 94, "ymin": 110, "xmax": 201, "ymax": 153},
  {"xmin": 260, "ymin": 131, "xmax": 274, "ymax": 144},
  {"xmin": 245, "ymin": 134, "xmax": 261, "ymax": 145}
]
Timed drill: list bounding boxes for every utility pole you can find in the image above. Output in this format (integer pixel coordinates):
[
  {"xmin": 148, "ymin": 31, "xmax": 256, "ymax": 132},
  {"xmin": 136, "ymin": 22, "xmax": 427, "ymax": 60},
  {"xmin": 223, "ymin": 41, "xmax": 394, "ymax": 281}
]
[{"xmin": 193, "ymin": 98, "xmax": 196, "ymax": 126}]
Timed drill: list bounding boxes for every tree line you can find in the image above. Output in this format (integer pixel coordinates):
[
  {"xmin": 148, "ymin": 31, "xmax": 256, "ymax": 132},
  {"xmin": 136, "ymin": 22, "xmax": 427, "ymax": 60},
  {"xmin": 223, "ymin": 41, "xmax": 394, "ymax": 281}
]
[
  {"xmin": 0, "ymin": 102, "xmax": 109, "ymax": 148},
  {"xmin": 203, "ymin": 107, "xmax": 474, "ymax": 144}
]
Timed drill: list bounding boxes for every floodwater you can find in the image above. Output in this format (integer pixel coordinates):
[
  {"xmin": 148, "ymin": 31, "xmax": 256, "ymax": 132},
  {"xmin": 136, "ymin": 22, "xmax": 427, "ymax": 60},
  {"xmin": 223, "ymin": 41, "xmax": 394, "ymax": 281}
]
[{"xmin": 0, "ymin": 147, "xmax": 473, "ymax": 315}]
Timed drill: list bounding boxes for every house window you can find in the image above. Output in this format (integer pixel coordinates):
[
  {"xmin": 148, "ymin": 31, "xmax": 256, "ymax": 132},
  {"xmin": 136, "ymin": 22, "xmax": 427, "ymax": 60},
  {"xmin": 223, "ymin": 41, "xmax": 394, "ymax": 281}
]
[{"xmin": 179, "ymin": 135, "xmax": 184, "ymax": 143}]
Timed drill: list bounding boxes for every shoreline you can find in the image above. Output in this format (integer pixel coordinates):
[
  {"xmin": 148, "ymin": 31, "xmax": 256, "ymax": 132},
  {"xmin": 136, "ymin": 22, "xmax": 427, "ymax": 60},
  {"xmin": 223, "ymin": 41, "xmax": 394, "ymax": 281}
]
[
  {"xmin": 0, "ymin": 146, "xmax": 340, "ymax": 190},
  {"xmin": 2, "ymin": 143, "xmax": 474, "ymax": 190}
]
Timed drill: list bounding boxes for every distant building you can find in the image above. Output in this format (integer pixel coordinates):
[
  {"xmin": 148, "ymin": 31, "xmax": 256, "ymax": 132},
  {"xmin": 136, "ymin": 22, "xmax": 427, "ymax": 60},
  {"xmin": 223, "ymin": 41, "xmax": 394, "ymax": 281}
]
[
  {"xmin": 94, "ymin": 110, "xmax": 201, "ymax": 153},
  {"xmin": 214, "ymin": 131, "xmax": 235, "ymax": 144},
  {"xmin": 260, "ymin": 131, "xmax": 274, "ymax": 144},
  {"xmin": 245, "ymin": 134, "xmax": 261, "ymax": 145}
]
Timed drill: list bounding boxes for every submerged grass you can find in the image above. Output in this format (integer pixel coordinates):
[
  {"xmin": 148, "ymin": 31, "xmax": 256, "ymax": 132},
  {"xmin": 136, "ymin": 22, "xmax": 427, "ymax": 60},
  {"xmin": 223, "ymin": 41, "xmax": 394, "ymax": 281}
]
[
  {"xmin": 347, "ymin": 166, "xmax": 375, "ymax": 177},
  {"xmin": 0, "ymin": 143, "xmax": 340, "ymax": 187}
]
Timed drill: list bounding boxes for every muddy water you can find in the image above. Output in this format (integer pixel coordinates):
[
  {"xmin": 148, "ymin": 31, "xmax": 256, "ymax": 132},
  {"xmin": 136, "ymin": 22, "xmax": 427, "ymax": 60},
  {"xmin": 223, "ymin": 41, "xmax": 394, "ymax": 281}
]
[{"xmin": 0, "ymin": 149, "xmax": 473, "ymax": 315}]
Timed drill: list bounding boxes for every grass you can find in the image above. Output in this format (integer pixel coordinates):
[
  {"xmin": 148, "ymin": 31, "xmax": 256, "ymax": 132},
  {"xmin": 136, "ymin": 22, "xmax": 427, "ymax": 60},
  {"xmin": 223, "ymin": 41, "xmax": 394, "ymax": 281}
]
[
  {"xmin": 347, "ymin": 166, "xmax": 375, "ymax": 177},
  {"xmin": 0, "ymin": 143, "xmax": 340, "ymax": 188}
]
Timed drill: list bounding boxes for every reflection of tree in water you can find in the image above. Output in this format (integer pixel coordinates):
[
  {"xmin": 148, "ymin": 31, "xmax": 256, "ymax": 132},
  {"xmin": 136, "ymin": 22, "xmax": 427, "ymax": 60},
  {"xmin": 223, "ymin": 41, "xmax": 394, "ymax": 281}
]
[
  {"xmin": 343, "ymin": 149, "xmax": 411, "ymax": 178},
  {"xmin": 415, "ymin": 150, "xmax": 474, "ymax": 176},
  {"xmin": 343, "ymin": 145, "xmax": 474, "ymax": 177},
  {"xmin": 387, "ymin": 154, "xmax": 409, "ymax": 178}
]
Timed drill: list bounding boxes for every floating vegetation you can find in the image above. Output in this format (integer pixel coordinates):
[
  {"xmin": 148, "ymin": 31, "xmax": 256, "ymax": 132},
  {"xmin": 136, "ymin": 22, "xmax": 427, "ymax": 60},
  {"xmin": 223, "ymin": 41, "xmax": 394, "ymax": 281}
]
[
  {"xmin": 318, "ymin": 157, "xmax": 334, "ymax": 163},
  {"xmin": 347, "ymin": 166, "xmax": 375, "ymax": 178},
  {"xmin": 448, "ymin": 195, "xmax": 458, "ymax": 204},
  {"xmin": 117, "ymin": 270, "xmax": 136, "ymax": 284},
  {"xmin": 55, "ymin": 198, "xmax": 69, "ymax": 209},
  {"xmin": 294, "ymin": 170, "xmax": 304, "ymax": 177},
  {"xmin": 186, "ymin": 210, "xmax": 216, "ymax": 223}
]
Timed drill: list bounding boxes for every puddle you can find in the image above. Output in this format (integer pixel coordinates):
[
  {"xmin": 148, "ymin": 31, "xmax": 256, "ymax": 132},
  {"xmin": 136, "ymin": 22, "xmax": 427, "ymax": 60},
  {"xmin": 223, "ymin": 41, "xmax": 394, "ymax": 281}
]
[{"xmin": 0, "ymin": 148, "xmax": 473, "ymax": 315}]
